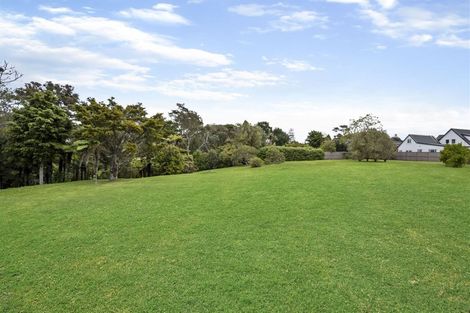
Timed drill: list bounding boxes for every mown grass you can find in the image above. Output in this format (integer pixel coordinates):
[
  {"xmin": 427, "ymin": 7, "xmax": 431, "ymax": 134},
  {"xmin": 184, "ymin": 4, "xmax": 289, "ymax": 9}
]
[{"xmin": 1, "ymin": 161, "xmax": 469, "ymax": 312}]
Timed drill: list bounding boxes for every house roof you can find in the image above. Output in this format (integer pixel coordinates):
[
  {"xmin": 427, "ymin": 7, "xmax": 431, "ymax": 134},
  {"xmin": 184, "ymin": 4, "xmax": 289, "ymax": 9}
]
[
  {"xmin": 408, "ymin": 134, "xmax": 443, "ymax": 146},
  {"xmin": 436, "ymin": 134, "xmax": 444, "ymax": 141},
  {"xmin": 450, "ymin": 128, "xmax": 470, "ymax": 145}
]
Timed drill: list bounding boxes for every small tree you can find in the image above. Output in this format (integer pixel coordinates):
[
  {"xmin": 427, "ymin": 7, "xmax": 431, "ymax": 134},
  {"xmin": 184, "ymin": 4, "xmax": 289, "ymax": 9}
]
[
  {"xmin": 440, "ymin": 144, "xmax": 469, "ymax": 168},
  {"xmin": 350, "ymin": 129, "xmax": 395, "ymax": 162},
  {"xmin": 305, "ymin": 130, "xmax": 324, "ymax": 148},
  {"xmin": 320, "ymin": 139, "xmax": 336, "ymax": 152}
]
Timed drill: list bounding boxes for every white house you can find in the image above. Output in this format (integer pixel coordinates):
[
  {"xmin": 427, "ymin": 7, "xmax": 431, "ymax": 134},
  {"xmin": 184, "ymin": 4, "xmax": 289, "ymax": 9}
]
[
  {"xmin": 397, "ymin": 134, "xmax": 443, "ymax": 152},
  {"xmin": 437, "ymin": 128, "xmax": 470, "ymax": 147}
]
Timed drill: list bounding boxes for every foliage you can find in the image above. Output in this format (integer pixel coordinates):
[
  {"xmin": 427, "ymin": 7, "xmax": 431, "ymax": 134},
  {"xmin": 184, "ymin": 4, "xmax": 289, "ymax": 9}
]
[
  {"xmin": 235, "ymin": 121, "xmax": 264, "ymax": 148},
  {"xmin": 350, "ymin": 129, "xmax": 395, "ymax": 161},
  {"xmin": 8, "ymin": 90, "xmax": 72, "ymax": 184},
  {"xmin": 305, "ymin": 130, "xmax": 324, "ymax": 148},
  {"xmin": 219, "ymin": 144, "xmax": 258, "ymax": 166},
  {"xmin": 320, "ymin": 139, "xmax": 336, "ymax": 152},
  {"xmin": 440, "ymin": 144, "xmax": 470, "ymax": 168},
  {"xmin": 272, "ymin": 127, "xmax": 290, "ymax": 146},
  {"xmin": 193, "ymin": 149, "xmax": 220, "ymax": 170},
  {"xmin": 249, "ymin": 156, "xmax": 264, "ymax": 167},
  {"xmin": 169, "ymin": 103, "xmax": 203, "ymax": 153},
  {"xmin": 278, "ymin": 146, "xmax": 324, "ymax": 161},
  {"xmin": 258, "ymin": 145, "xmax": 285, "ymax": 164},
  {"xmin": 154, "ymin": 144, "xmax": 185, "ymax": 175}
]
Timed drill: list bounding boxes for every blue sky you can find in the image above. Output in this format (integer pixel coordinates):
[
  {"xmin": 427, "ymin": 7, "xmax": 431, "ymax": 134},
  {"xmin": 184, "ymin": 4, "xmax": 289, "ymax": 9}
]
[{"xmin": 1, "ymin": 0, "xmax": 469, "ymax": 140}]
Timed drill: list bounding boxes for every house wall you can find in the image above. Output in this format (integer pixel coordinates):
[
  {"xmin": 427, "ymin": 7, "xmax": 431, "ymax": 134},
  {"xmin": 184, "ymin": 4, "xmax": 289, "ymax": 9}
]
[
  {"xmin": 397, "ymin": 136, "xmax": 444, "ymax": 152},
  {"xmin": 438, "ymin": 130, "xmax": 470, "ymax": 147}
]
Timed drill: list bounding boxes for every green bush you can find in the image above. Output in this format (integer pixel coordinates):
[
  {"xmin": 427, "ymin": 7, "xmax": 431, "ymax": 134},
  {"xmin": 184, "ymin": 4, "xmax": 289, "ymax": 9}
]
[
  {"xmin": 154, "ymin": 144, "xmax": 185, "ymax": 175},
  {"xmin": 440, "ymin": 144, "xmax": 470, "ymax": 168},
  {"xmin": 249, "ymin": 157, "xmax": 264, "ymax": 167},
  {"xmin": 278, "ymin": 146, "xmax": 324, "ymax": 161},
  {"xmin": 320, "ymin": 139, "xmax": 336, "ymax": 152},
  {"xmin": 219, "ymin": 144, "xmax": 258, "ymax": 166},
  {"xmin": 182, "ymin": 154, "xmax": 198, "ymax": 173},
  {"xmin": 258, "ymin": 145, "xmax": 285, "ymax": 164},
  {"xmin": 193, "ymin": 149, "xmax": 219, "ymax": 170}
]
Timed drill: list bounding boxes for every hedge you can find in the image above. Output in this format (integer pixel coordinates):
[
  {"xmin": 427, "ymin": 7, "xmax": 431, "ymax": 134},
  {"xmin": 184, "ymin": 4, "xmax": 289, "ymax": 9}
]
[{"xmin": 277, "ymin": 146, "xmax": 324, "ymax": 161}]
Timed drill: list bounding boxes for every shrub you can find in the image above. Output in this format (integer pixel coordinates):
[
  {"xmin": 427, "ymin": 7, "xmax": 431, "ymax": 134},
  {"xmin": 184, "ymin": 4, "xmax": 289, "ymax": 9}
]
[
  {"xmin": 320, "ymin": 139, "xmax": 336, "ymax": 152},
  {"xmin": 249, "ymin": 157, "xmax": 264, "ymax": 167},
  {"xmin": 440, "ymin": 144, "xmax": 470, "ymax": 168},
  {"xmin": 278, "ymin": 146, "xmax": 324, "ymax": 161},
  {"xmin": 219, "ymin": 144, "xmax": 258, "ymax": 166},
  {"xmin": 258, "ymin": 145, "xmax": 285, "ymax": 164},
  {"xmin": 182, "ymin": 154, "xmax": 198, "ymax": 173},
  {"xmin": 193, "ymin": 149, "xmax": 219, "ymax": 170},
  {"xmin": 154, "ymin": 144, "xmax": 185, "ymax": 175},
  {"xmin": 350, "ymin": 129, "xmax": 395, "ymax": 161}
]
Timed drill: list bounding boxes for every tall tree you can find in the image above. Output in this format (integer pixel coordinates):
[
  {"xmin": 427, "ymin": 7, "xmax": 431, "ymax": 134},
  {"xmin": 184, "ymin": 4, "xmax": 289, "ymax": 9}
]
[
  {"xmin": 8, "ymin": 90, "xmax": 72, "ymax": 184},
  {"xmin": 170, "ymin": 103, "xmax": 203, "ymax": 154}
]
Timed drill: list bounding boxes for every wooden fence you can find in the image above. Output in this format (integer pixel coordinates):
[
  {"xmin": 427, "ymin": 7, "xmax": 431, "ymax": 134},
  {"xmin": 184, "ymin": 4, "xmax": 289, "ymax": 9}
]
[
  {"xmin": 394, "ymin": 152, "xmax": 441, "ymax": 162},
  {"xmin": 324, "ymin": 152, "xmax": 348, "ymax": 160}
]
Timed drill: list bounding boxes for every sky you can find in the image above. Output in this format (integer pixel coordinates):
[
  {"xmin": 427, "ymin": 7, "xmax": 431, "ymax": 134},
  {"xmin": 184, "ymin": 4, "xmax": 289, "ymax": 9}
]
[{"xmin": 1, "ymin": 0, "xmax": 469, "ymax": 141}]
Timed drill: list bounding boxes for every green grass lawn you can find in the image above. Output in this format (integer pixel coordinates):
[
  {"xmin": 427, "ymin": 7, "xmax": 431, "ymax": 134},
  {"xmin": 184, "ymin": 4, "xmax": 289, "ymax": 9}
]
[{"xmin": 1, "ymin": 161, "xmax": 469, "ymax": 312}]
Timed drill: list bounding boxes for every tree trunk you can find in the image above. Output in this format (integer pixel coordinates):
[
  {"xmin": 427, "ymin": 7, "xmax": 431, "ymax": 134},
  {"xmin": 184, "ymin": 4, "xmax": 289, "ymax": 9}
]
[{"xmin": 39, "ymin": 162, "xmax": 44, "ymax": 185}]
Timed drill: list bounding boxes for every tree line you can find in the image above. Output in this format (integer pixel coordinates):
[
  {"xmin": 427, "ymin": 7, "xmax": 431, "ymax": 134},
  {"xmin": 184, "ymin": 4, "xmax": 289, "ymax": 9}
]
[{"xmin": 0, "ymin": 61, "xmax": 398, "ymax": 189}]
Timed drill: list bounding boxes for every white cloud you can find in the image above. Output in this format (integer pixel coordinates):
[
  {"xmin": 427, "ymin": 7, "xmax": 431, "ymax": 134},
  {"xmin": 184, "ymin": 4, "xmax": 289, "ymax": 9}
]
[
  {"xmin": 47, "ymin": 15, "xmax": 230, "ymax": 67},
  {"xmin": 326, "ymin": 0, "xmax": 369, "ymax": 6},
  {"xmin": 228, "ymin": 3, "xmax": 290, "ymax": 17},
  {"xmin": 376, "ymin": 0, "xmax": 397, "ymax": 10},
  {"xmin": 156, "ymin": 68, "xmax": 284, "ymax": 101},
  {"xmin": 436, "ymin": 35, "xmax": 470, "ymax": 49},
  {"xmin": 361, "ymin": 6, "xmax": 469, "ymax": 48},
  {"xmin": 272, "ymin": 11, "xmax": 328, "ymax": 32},
  {"xmin": 38, "ymin": 5, "xmax": 74, "ymax": 14},
  {"xmin": 229, "ymin": 3, "xmax": 327, "ymax": 32},
  {"xmin": 263, "ymin": 57, "xmax": 323, "ymax": 72},
  {"xmin": 30, "ymin": 17, "xmax": 76, "ymax": 35},
  {"xmin": 119, "ymin": 3, "xmax": 190, "ymax": 25},
  {"xmin": 408, "ymin": 34, "xmax": 432, "ymax": 46}
]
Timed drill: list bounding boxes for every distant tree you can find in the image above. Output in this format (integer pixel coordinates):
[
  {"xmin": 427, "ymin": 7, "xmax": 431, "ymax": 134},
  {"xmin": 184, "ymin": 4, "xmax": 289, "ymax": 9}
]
[
  {"xmin": 332, "ymin": 124, "xmax": 349, "ymax": 151},
  {"xmin": 320, "ymin": 139, "xmax": 336, "ymax": 152},
  {"xmin": 306, "ymin": 130, "xmax": 324, "ymax": 148},
  {"xmin": 272, "ymin": 127, "xmax": 289, "ymax": 146},
  {"xmin": 440, "ymin": 144, "xmax": 470, "ymax": 168},
  {"xmin": 75, "ymin": 98, "xmax": 145, "ymax": 180},
  {"xmin": 350, "ymin": 128, "xmax": 395, "ymax": 161},
  {"xmin": 8, "ymin": 90, "xmax": 72, "ymax": 184},
  {"xmin": 0, "ymin": 61, "xmax": 22, "ymax": 87},
  {"xmin": 256, "ymin": 121, "xmax": 274, "ymax": 145},
  {"xmin": 236, "ymin": 121, "xmax": 264, "ymax": 148},
  {"xmin": 349, "ymin": 114, "xmax": 382, "ymax": 133},
  {"xmin": 288, "ymin": 128, "xmax": 295, "ymax": 142},
  {"xmin": 170, "ymin": 103, "xmax": 203, "ymax": 154}
]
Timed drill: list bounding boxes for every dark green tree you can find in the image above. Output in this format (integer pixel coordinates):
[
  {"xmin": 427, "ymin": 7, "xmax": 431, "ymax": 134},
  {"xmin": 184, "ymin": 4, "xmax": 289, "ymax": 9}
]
[
  {"xmin": 272, "ymin": 127, "xmax": 290, "ymax": 146},
  {"xmin": 8, "ymin": 90, "xmax": 72, "ymax": 184},
  {"xmin": 306, "ymin": 130, "xmax": 324, "ymax": 148},
  {"xmin": 170, "ymin": 103, "xmax": 203, "ymax": 154}
]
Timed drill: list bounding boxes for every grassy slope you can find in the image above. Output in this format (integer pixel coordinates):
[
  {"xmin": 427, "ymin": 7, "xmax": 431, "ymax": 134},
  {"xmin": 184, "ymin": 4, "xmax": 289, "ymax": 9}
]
[{"xmin": 0, "ymin": 161, "xmax": 469, "ymax": 312}]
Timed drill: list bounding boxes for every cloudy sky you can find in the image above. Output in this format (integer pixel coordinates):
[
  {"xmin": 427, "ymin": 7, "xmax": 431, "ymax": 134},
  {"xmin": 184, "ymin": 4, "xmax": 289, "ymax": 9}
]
[{"xmin": 1, "ymin": 0, "xmax": 469, "ymax": 140}]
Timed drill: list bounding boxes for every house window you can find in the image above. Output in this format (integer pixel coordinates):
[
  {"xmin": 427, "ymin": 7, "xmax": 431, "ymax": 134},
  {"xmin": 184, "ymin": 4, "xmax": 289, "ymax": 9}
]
[
  {"xmin": 446, "ymin": 139, "xmax": 449, "ymax": 144},
  {"xmin": 417, "ymin": 149, "xmax": 422, "ymax": 152},
  {"xmin": 429, "ymin": 149, "xmax": 437, "ymax": 152},
  {"xmin": 452, "ymin": 139, "xmax": 456, "ymax": 144},
  {"xmin": 407, "ymin": 139, "xmax": 411, "ymax": 143}
]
